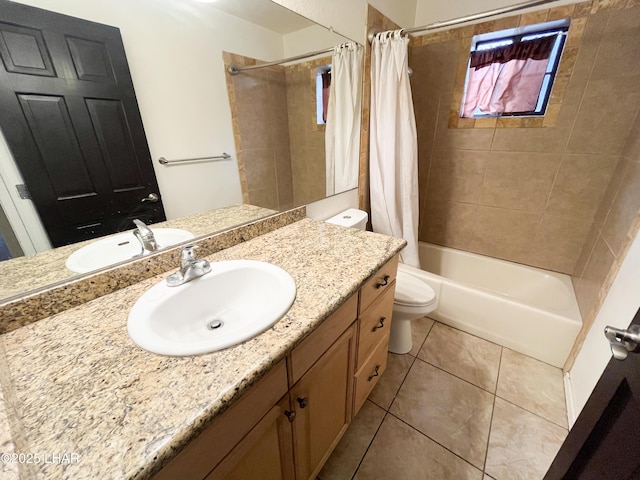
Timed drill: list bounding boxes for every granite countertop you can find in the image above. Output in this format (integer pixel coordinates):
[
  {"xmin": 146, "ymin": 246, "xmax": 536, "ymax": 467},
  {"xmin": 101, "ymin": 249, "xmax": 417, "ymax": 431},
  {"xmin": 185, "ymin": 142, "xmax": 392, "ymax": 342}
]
[
  {"xmin": 0, "ymin": 218, "xmax": 405, "ymax": 480},
  {"xmin": 0, "ymin": 204, "xmax": 277, "ymax": 300}
]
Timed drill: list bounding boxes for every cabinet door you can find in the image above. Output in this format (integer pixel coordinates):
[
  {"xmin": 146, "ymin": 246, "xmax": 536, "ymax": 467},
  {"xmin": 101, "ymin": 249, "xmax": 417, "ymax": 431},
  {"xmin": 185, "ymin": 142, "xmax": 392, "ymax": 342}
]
[
  {"xmin": 290, "ymin": 324, "xmax": 356, "ymax": 480},
  {"xmin": 205, "ymin": 395, "xmax": 295, "ymax": 480}
]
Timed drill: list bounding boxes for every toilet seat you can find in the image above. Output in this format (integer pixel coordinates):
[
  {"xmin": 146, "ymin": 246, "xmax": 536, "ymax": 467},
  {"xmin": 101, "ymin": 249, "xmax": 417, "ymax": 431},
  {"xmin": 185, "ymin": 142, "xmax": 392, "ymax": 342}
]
[{"xmin": 394, "ymin": 268, "xmax": 436, "ymax": 307}]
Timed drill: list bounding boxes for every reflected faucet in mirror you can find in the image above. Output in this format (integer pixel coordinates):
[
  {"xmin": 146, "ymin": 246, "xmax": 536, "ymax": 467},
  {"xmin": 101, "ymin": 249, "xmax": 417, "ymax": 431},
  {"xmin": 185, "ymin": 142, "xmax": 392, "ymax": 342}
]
[{"xmin": 132, "ymin": 219, "xmax": 159, "ymax": 255}]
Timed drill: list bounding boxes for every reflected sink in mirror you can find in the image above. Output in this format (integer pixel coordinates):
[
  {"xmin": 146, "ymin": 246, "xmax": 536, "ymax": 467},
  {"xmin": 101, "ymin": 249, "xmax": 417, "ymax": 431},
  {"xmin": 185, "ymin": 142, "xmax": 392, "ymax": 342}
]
[
  {"xmin": 65, "ymin": 228, "xmax": 194, "ymax": 273},
  {"xmin": 127, "ymin": 260, "xmax": 296, "ymax": 356}
]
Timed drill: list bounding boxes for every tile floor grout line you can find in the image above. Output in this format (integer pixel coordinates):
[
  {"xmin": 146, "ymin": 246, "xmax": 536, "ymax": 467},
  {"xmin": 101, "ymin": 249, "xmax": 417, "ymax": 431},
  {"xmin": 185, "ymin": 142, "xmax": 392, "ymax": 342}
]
[
  {"xmin": 386, "ymin": 410, "xmax": 484, "ymax": 475},
  {"xmin": 493, "ymin": 394, "xmax": 569, "ymax": 431},
  {"xmin": 349, "ymin": 409, "xmax": 391, "ymax": 480},
  {"xmin": 482, "ymin": 346, "xmax": 503, "ymax": 477},
  {"xmin": 413, "ymin": 354, "xmax": 500, "ymax": 397},
  {"xmin": 351, "ymin": 322, "xmax": 435, "ymax": 477}
]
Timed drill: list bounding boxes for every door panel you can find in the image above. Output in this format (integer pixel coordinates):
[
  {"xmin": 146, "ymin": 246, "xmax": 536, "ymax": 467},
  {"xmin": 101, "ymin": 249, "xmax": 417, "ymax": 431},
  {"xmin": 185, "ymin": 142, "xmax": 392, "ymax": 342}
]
[
  {"xmin": 85, "ymin": 98, "xmax": 145, "ymax": 192},
  {"xmin": 0, "ymin": 22, "xmax": 56, "ymax": 76},
  {"xmin": 66, "ymin": 36, "xmax": 116, "ymax": 83},
  {"xmin": 545, "ymin": 309, "xmax": 640, "ymax": 479},
  {"xmin": 0, "ymin": 0, "xmax": 164, "ymax": 247},
  {"xmin": 18, "ymin": 94, "xmax": 98, "ymax": 199}
]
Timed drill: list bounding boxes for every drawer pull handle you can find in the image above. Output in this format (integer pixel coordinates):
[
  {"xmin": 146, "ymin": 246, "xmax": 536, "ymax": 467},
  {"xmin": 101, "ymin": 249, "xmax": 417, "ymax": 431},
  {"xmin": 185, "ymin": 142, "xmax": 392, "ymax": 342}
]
[
  {"xmin": 284, "ymin": 410, "xmax": 296, "ymax": 422},
  {"xmin": 368, "ymin": 365, "xmax": 381, "ymax": 382},
  {"xmin": 296, "ymin": 397, "xmax": 309, "ymax": 409},
  {"xmin": 375, "ymin": 275, "xmax": 390, "ymax": 289},
  {"xmin": 372, "ymin": 317, "xmax": 386, "ymax": 332}
]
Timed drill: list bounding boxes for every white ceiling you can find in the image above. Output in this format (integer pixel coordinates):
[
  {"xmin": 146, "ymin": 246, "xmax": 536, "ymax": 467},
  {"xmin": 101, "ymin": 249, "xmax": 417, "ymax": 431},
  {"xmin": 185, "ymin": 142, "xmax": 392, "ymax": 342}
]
[{"xmin": 210, "ymin": 0, "xmax": 314, "ymax": 34}]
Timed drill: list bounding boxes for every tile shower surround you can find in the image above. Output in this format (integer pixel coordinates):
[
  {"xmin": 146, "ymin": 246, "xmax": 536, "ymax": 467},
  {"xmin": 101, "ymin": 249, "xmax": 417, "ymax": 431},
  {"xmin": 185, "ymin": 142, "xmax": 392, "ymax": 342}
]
[{"xmin": 403, "ymin": 0, "xmax": 640, "ymax": 368}]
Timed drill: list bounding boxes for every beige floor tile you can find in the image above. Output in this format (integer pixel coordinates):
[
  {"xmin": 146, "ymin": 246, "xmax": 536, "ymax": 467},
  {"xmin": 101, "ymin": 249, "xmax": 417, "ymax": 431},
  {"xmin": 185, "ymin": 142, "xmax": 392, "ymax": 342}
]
[
  {"xmin": 408, "ymin": 316, "xmax": 435, "ymax": 356},
  {"xmin": 389, "ymin": 359, "xmax": 494, "ymax": 469},
  {"xmin": 369, "ymin": 353, "xmax": 414, "ymax": 410},
  {"xmin": 496, "ymin": 349, "xmax": 568, "ymax": 427},
  {"xmin": 419, "ymin": 323, "xmax": 502, "ymax": 392},
  {"xmin": 485, "ymin": 398, "xmax": 568, "ymax": 480},
  {"xmin": 354, "ymin": 414, "xmax": 483, "ymax": 480},
  {"xmin": 319, "ymin": 400, "xmax": 386, "ymax": 480}
]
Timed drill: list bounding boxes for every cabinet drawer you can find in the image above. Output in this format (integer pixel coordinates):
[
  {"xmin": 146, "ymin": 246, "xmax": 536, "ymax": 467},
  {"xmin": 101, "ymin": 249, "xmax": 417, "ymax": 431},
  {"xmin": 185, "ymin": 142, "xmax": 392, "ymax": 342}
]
[
  {"xmin": 357, "ymin": 284, "xmax": 395, "ymax": 368},
  {"xmin": 353, "ymin": 336, "xmax": 389, "ymax": 415},
  {"xmin": 359, "ymin": 255, "xmax": 399, "ymax": 313},
  {"xmin": 289, "ymin": 294, "xmax": 358, "ymax": 385}
]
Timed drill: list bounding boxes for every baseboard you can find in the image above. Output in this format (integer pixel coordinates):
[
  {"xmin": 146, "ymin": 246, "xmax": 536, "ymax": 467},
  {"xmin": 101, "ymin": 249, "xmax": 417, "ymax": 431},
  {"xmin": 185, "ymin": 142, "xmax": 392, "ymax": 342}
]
[{"xmin": 563, "ymin": 371, "xmax": 577, "ymax": 428}]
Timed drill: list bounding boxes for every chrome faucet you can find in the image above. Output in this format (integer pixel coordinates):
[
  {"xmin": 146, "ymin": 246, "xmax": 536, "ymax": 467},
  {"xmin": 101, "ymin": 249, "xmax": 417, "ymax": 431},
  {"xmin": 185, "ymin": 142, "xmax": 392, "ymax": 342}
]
[
  {"xmin": 167, "ymin": 245, "xmax": 211, "ymax": 287},
  {"xmin": 133, "ymin": 219, "xmax": 158, "ymax": 254}
]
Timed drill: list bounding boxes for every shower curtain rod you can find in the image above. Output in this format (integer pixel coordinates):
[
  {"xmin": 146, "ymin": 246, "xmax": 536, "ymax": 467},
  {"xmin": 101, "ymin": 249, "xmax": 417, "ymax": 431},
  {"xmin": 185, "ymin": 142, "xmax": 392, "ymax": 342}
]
[
  {"xmin": 367, "ymin": 0, "xmax": 561, "ymax": 43},
  {"xmin": 227, "ymin": 46, "xmax": 334, "ymax": 75}
]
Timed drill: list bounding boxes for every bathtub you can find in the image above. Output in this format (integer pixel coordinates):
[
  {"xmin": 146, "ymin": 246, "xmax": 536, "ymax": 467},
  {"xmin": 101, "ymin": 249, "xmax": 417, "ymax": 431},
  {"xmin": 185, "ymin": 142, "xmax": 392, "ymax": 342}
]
[{"xmin": 413, "ymin": 242, "xmax": 582, "ymax": 368}]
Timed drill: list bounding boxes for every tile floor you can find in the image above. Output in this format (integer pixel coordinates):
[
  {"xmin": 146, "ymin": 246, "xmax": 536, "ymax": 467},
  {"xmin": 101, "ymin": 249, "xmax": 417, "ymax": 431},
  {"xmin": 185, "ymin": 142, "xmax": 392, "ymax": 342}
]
[{"xmin": 319, "ymin": 317, "xmax": 569, "ymax": 480}]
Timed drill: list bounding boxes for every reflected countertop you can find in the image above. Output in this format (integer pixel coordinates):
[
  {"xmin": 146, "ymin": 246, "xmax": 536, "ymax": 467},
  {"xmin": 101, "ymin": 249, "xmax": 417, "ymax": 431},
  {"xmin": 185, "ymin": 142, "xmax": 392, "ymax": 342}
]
[
  {"xmin": 0, "ymin": 204, "xmax": 277, "ymax": 300},
  {"xmin": 0, "ymin": 218, "xmax": 405, "ymax": 480}
]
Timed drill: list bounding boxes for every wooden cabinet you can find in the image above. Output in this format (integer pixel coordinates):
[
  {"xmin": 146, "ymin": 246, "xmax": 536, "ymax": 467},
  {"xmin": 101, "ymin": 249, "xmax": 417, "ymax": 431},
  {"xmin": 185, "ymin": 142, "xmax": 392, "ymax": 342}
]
[
  {"xmin": 290, "ymin": 325, "xmax": 356, "ymax": 480},
  {"xmin": 353, "ymin": 256, "xmax": 398, "ymax": 416},
  {"xmin": 153, "ymin": 256, "xmax": 398, "ymax": 480},
  {"xmin": 205, "ymin": 396, "xmax": 295, "ymax": 480}
]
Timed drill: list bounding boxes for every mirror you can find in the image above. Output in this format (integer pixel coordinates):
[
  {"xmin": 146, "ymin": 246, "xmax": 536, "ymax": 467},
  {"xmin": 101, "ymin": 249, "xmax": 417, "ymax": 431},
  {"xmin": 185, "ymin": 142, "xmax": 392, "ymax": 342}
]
[{"xmin": 0, "ymin": 0, "xmax": 363, "ymax": 303}]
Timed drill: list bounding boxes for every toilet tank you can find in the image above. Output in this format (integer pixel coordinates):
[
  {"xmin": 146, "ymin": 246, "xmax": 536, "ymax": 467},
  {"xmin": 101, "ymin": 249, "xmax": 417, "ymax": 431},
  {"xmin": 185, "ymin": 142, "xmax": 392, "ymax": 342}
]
[{"xmin": 325, "ymin": 209, "xmax": 368, "ymax": 231}]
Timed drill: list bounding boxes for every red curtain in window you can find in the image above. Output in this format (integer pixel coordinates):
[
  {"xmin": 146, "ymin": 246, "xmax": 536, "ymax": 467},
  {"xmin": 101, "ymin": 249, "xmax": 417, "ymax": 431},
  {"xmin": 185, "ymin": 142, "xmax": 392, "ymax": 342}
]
[
  {"xmin": 322, "ymin": 71, "xmax": 331, "ymax": 123},
  {"xmin": 462, "ymin": 35, "xmax": 555, "ymax": 117}
]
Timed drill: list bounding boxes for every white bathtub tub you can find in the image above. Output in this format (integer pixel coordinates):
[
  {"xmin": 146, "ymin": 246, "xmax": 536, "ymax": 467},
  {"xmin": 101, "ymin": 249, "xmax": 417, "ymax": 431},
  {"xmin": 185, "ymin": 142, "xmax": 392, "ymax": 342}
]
[{"xmin": 413, "ymin": 242, "xmax": 582, "ymax": 368}]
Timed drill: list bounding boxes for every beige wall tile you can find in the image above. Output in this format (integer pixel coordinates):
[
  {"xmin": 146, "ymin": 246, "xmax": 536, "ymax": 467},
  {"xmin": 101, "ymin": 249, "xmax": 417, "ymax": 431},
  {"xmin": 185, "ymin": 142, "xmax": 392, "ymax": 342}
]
[
  {"xmin": 241, "ymin": 149, "xmax": 277, "ymax": 193},
  {"xmin": 427, "ymin": 149, "xmax": 490, "ymax": 203},
  {"xmin": 235, "ymin": 101, "xmax": 273, "ymax": 151},
  {"xmin": 601, "ymin": 160, "xmax": 640, "ymax": 253},
  {"xmin": 567, "ymin": 75, "xmax": 640, "ymax": 155},
  {"xmin": 573, "ymin": 234, "xmax": 616, "ymax": 319},
  {"xmin": 410, "ymin": 40, "xmax": 460, "ymax": 96},
  {"xmin": 528, "ymin": 215, "xmax": 593, "ymax": 274},
  {"xmin": 591, "ymin": 5, "xmax": 640, "ymax": 79},
  {"xmin": 546, "ymin": 154, "xmax": 620, "ymax": 219},
  {"xmin": 491, "ymin": 123, "xmax": 569, "ymax": 154},
  {"xmin": 594, "ymin": 156, "xmax": 629, "ymax": 228},
  {"xmin": 479, "ymin": 152, "xmax": 562, "ymax": 213},
  {"xmin": 573, "ymin": 222, "xmax": 599, "ymax": 277},
  {"xmin": 413, "ymin": 201, "xmax": 467, "ymax": 247},
  {"xmin": 467, "ymin": 207, "xmax": 541, "ymax": 262},
  {"xmin": 486, "ymin": 398, "xmax": 567, "ymax": 480}
]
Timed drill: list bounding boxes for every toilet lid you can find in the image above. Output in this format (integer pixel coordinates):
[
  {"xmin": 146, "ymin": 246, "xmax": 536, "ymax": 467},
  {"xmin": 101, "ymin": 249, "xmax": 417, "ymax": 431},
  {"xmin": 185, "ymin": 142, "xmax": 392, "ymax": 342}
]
[{"xmin": 395, "ymin": 269, "xmax": 436, "ymax": 307}]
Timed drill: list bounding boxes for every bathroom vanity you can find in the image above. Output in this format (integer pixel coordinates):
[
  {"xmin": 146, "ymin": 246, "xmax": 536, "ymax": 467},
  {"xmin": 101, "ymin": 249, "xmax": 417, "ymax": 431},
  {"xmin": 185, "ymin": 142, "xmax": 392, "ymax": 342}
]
[{"xmin": 0, "ymin": 218, "xmax": 405, "ymax": 480}]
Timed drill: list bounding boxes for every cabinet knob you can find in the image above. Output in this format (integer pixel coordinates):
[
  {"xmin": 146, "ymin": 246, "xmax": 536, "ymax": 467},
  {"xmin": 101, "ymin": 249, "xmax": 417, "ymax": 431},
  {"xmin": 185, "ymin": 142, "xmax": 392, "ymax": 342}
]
[
  {"xmin": 372, "ymin": 317, "xmax": 386, "ymax": 332},
  {"xmin": 284, "ymin": 410, "xmax": 296, "ymax": 422},
  {"xmin": 367, "ymin": 365, "xmax": 381, "ymax": 382},
  {"xmin": 296, "ymin": 397, "xmax": 309, "ymax": 409},
  {"xmin": 375, "ymin": 275, "xmax": 390, "ymax": 289}
]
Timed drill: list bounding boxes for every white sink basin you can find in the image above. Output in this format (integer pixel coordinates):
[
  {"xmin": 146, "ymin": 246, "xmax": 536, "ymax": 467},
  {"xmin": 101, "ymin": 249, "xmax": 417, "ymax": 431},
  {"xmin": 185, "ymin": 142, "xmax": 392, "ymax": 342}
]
[
  {"xmin": 66, "ymin": 228, "xmax": 194, "ymax": 273},
  {"xmin": 127, "ymin": 260, "xmax": 297, "ymax": 356}
]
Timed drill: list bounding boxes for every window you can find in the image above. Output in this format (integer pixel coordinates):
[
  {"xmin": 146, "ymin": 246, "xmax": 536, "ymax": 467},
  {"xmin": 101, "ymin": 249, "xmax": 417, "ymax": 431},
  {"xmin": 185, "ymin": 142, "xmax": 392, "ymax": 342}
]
[
  {"xmin": 316, "ymin": 64, "xmax": 331, "ymax": 125},
  {"xmin": 460, "ymin": 19, "xmax": 569, "ymax": 118}
]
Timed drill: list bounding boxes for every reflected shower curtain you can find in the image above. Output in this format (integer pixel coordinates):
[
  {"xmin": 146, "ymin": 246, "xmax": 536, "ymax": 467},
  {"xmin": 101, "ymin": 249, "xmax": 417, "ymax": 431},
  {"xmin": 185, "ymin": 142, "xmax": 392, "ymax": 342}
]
[
  {"xmin": 370, "ymin": 31, "xmax": 420, "ymax": 267},
  {"xmin": 325, "ymin": 42, "xmax": 363, "ymax": 196}
]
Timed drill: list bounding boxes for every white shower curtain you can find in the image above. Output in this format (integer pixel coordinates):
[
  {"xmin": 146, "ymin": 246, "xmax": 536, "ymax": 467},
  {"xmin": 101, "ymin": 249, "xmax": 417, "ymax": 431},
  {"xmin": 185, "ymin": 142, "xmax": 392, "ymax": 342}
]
[
  {"xmin": 325, "ymin": 42, "xmax": 363, "ymax": 196},
  {"xmin": 370, "ymin": 30, "xmax": 420, "ymax": 267}
]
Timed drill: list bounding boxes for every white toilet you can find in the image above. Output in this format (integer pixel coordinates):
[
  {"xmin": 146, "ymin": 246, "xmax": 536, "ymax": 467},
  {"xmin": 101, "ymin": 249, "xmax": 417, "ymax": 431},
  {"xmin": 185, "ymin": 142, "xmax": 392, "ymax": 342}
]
[{"xmin": 325, "ymin": 209, "xmax": 438, "ymax": 354}]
